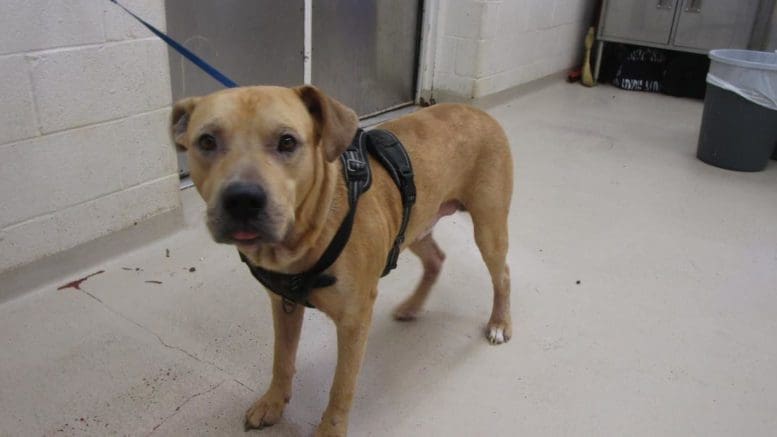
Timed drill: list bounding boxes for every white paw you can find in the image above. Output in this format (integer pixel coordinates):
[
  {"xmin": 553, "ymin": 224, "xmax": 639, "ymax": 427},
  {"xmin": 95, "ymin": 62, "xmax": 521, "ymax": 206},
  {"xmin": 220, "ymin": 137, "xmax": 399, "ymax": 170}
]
[{"xmin": 486, "ymin": 326, "xmax": 510, "ymax": 345}]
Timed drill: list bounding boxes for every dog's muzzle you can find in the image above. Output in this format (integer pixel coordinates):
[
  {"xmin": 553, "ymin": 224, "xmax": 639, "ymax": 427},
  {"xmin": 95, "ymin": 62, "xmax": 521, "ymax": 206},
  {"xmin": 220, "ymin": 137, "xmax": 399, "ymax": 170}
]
[
  {"xmin": 222, "ymin": 182, "xmax": 267, "ymax": 221},
  {"xmin": 209, "ymin": 181, "xmax": 283, "ymax": 245}
]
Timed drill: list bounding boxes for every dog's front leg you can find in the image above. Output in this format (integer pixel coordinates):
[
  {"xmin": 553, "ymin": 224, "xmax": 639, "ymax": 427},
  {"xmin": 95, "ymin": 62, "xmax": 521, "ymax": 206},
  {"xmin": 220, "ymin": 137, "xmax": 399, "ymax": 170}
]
[
  {"xmin": 316, "ymin": 294, "xmax": 375, "ymax": 437},
  {"xmin": 245, "ymin": 293, "xmax": 305, "ymax": 430}
]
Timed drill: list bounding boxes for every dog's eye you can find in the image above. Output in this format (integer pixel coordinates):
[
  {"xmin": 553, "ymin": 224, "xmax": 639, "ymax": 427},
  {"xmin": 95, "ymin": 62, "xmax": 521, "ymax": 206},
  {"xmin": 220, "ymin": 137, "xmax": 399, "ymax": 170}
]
[
  {"xmin": 277, "ymin": 134, "xmax": 298, "ymax": 153},
  {"xmin": 198, "ymin": 134, "xmax": 217, "ymax": 152}
]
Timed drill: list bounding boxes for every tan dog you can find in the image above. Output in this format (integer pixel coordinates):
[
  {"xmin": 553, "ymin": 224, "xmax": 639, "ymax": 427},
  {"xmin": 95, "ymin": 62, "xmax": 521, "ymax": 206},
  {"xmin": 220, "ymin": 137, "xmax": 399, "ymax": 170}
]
[{"xmin": 170, "ymin": 85, "xmax": 513, "ymax": 436}]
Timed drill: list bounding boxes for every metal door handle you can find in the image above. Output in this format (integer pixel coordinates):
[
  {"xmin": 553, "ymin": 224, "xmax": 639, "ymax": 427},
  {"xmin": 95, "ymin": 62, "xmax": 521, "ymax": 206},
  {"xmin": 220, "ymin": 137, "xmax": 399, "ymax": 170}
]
[
  {"xmin": 684, "ymin": 0, "xmax": 701, "ymax": 13},
  {"xmin": 656, "ymin": 0, "xmax": 673, "ymax": 10}
]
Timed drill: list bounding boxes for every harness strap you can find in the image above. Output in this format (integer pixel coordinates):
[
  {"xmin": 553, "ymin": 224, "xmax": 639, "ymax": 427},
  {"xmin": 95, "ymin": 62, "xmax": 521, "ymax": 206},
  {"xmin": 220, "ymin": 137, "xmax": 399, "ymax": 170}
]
[
  {"xmin": 365, "ymin": 130, "xmax": 416, "ymax": 276},
  {"xmin": 239, "ymin": 129, "xmax": 371, "ymax": 307},
  {"xmin": 239, "ymin": 128, "xmax": 415, "ymax": 307}
]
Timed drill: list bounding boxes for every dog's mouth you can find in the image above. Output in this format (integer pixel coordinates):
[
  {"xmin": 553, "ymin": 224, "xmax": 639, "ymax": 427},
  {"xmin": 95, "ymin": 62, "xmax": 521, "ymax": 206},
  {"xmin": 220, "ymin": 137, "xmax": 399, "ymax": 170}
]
[
  {"xmin": 205, "ymin": 189, "xmax": 292, "ymax": 248},
  {"xmin": 207, "ymin": 211, "xmax": 278, "ymax": 245},
  {"xmin": 229, "ymin": 230, "xmax": 264, "ymax": 246},
  {"xmin": 215, "ymin": 224, "xmax": 281, "ymax": 246}
]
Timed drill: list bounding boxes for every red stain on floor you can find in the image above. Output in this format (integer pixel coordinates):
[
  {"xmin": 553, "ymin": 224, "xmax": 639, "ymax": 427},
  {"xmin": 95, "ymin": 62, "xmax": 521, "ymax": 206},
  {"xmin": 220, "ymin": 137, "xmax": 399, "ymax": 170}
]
[{"xmin": 57, "ymin": 270, "xmax": 105, "ymax": 291}]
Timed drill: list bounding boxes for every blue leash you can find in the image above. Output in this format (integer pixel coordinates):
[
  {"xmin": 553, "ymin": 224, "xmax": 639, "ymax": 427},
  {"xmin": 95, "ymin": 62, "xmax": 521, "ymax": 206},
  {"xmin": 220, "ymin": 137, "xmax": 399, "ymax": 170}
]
[{"xmin": 108, "ymin": 0, "xmax": 238, "ymax": 88}]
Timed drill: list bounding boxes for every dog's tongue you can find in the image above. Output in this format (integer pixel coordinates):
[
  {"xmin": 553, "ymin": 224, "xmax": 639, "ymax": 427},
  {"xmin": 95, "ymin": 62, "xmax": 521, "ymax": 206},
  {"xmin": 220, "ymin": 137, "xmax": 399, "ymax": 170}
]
[{"xmin": 233, "ymin": 231, "xmax": 259, "ymax": 241}]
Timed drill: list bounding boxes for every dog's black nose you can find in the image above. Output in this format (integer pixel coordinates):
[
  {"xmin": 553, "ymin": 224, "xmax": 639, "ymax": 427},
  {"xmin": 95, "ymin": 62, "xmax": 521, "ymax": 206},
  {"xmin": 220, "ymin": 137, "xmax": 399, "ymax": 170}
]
[{"xmin": 222, "ymin": 182, "xmax": 267, "ymax": 220}]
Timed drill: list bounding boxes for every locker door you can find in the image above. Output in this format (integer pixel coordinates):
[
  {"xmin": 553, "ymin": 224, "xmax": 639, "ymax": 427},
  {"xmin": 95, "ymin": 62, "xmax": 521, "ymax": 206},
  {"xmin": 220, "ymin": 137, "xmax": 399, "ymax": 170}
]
[
  {"xmin": 600, "ymin": 0, "xmax": 679, "ymax": 45},
  {"xmin": 312, "ymin": 0, "xmax": 422, "ymax": 117},
  {"xmin": 672, "ymin": 0, "xmax": 759, "ymax": 51}
]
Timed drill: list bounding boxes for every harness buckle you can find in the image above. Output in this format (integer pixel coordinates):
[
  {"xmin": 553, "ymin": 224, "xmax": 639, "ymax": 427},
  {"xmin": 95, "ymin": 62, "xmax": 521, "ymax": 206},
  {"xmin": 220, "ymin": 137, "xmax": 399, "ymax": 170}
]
[
  {"xmin": 289, "ymin": 275, "xmax": 302, "ymax": 293},
  {"xmin": 345, "ymin": 154, "xmax": 369, "ymax": 182}
]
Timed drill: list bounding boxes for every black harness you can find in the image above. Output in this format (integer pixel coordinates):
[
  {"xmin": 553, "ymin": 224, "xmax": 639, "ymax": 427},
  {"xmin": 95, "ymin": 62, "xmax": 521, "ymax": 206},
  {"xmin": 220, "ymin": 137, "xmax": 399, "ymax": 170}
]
[{"xmin": 239, "ymin": 128, "xmax": 415, "ymax": 308}]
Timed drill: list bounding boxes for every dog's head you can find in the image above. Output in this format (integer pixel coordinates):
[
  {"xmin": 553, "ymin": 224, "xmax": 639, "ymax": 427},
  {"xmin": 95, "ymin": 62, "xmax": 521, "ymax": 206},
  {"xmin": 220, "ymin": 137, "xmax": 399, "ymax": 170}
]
[{"xmin": 171, "ymin": 86, "xmax": 358, "ymax": 248}]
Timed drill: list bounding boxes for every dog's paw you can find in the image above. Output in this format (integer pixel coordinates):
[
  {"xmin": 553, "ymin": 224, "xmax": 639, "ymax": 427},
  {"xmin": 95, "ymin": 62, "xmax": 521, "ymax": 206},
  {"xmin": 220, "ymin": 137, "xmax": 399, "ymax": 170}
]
[
  {"xmin": 392, "ymin": 303, "xmax": 420, "ymax": 321},
  {"xmin": 314, "ymin": 415, "xmax": 347, "ymax": 437},
  {"xmin": 485, "ymin": 320, "xmax": 512, "ymax": 345},
  {"xmin": 244, "ymin": 391, "xmax": 288, "ymax": 430}
]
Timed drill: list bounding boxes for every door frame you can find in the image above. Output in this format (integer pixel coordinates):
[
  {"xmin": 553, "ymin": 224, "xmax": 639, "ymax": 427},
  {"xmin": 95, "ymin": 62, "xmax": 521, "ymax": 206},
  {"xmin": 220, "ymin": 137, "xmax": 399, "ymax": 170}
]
[{"xmin": 415, "ymin": 0, "xmax": 439, "ymax": 106}]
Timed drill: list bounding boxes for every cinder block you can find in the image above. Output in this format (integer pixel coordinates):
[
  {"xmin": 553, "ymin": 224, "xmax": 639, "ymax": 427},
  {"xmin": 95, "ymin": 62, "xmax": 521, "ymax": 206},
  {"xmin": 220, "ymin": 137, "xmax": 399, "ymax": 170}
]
[
  {"xmin": 444, "ymin": 0, "xmax": 484, "ymax": 39},
  {"xmin": 433, "ymin": 72, "xmax": 475, "ymax": 100},
  {"xmin": 0, "ymin": 109, "xmax": 177, "ymax": 228},
  {"xmin": 552, "ymin": 23, "xmax": 586, "ymax": 57},
  {"xmin": 474, "ymin": 66, "xmax": 532, "ymax": 98},
  {"xmin": 476, "ymin": 38, "xmax": 512, "ymax": 77},
  {"xmin": 0, "ymin": 0, "xmax": 105, "ymax": 55},
  {"xmin": 553, "ymin": 0, "xmax": 588, "ymax": 27},
  {"xmin": 497, "ymin": 0, "xmax": 530, "ymax": 37},
  {"xmin": 454, "ymin": 38, "xmax": 479, "ymax": 77},
  {"xmin": 535, "ymin": 28, "xmax": 558, "ymax": 59},
  {"xmin": 479, "ymin": 2, "xmax": 501, "ymax": 40},
  {"xmin": 29, "ymin": 39, "xmax": 172, "ymax": 133},
  {"xmin": 0, "ymin": 124, "xmax": 119, "ymax": 228},
  {"xmin": 435, "ymin": 36, "xmax": 458, "ymax": 74},
  {"xmin": 529, "ymin": 0, "xmax": 556, "ymax": 30},
  {"xmin": 0, "ymin": 174, "xmax": 180, "ymax": 272},
  {"xmin": 0, "ymin": 55, "xmax": 39, "ymax": 144},
  {"xmin": 103, "ymin": 0, "xmax": 166, "ymax": 41},
  {"xmin": 510, "ymin": 31, "xmax": 543, "ymax": 67},
  {"xmin": 115, "ymin": 108, "xmax": 178, "ymax": 190}
]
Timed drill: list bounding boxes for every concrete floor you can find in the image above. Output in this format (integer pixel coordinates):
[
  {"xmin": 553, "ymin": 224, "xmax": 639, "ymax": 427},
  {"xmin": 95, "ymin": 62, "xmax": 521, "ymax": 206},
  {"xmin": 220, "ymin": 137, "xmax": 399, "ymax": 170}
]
[{"xmin": 2, "ymin": 80, "xmax": 777, "ymax": 436}]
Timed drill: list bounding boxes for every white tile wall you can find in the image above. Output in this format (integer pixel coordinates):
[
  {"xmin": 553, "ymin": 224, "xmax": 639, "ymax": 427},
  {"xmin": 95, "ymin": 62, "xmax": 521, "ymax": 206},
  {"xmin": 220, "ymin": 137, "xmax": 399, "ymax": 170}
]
[
  {"xmin": 0, "ymin": 0, "xmax": 179, "ymax": 275},
  {"xmin": 430, "ymin": 0, "xmax": 597, "ymax": 100}
]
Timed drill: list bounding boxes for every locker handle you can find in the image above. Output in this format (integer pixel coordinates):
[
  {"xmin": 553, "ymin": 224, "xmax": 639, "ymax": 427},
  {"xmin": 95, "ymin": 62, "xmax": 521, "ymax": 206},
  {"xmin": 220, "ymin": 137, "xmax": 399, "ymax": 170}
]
[
  {"xmin": 656, "ymin": 0, "xmax": 673, "ymax": 10},
  {"xmin": 684, "ymin": 0, "xmax": 702, "ymax": 13}
]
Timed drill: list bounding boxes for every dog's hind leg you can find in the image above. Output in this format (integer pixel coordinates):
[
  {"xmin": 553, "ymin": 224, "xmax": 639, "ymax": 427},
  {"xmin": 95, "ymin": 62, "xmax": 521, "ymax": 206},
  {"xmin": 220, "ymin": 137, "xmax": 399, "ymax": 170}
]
[
  {"xmin": 469, "ymin": 205, "xmax": 512, "ymax": 344},
  {"xmin": 393, "ymin": 234, "xmax": 446, "ymax": 321},
  {"xmin": 469, "ymin": 206, "xmax": 512, "ymax": 344}
]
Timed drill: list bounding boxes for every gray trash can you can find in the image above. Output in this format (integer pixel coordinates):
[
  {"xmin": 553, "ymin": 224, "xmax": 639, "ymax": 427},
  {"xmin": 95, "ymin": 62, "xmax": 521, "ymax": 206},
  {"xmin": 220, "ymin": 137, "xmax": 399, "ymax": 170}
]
[{"xmin": 697, "ymin": 50, "xmax": 777, "ymax": 172}]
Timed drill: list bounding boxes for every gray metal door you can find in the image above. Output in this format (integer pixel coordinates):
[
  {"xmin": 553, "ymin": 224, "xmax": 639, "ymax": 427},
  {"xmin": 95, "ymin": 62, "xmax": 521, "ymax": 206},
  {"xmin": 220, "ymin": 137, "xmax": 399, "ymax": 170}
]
[
  {"xmin": 600, "ymin": 0, "xmax": 679, "ymax": 44},
  {"xmin": 312, "ymin": 0, "xmax": 421, "ymax": 117},
  {"xmin": 672, "ymin": 0, "xmax": 760, "ymax": 51},
  {"xmin": 165, "ymin": 0, "xmax": 304, "ymax": 99},
  {"xmin": 165, "ymin": 1, "xmax": 304, "ymax": 176}
]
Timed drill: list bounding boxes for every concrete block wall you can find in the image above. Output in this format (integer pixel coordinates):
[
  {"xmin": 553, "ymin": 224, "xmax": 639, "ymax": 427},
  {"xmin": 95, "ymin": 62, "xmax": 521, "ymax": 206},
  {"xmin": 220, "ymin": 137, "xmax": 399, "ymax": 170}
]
[
  {"xmin": 0, "ymin": 0, "xmax": 180, "ymax": 275},
  {"xmin": 428, "ymin": 0, "xmax": 597, "ymax": 100}
]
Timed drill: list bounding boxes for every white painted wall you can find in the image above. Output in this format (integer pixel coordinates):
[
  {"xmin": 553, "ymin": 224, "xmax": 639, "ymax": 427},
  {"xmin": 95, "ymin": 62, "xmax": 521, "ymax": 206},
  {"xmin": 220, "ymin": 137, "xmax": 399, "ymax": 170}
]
[
  {"xmin": 0, "ymin": 0, "xmax": 179, "ymax": 274},
  {"xmin": 423, "ymin": 0, "xmax": 597, "ymax": 100}
]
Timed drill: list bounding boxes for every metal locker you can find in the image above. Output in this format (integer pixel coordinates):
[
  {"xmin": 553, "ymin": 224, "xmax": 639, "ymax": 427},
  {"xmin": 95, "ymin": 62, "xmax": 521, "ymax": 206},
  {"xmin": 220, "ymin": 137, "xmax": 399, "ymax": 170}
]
[
  {"xmin": 672, "ymin": 0, "xmax": 761, "ymax": 51},
  {"xmin": 599, "ymin": 0, "xmax": 680, "ymax": 45}
]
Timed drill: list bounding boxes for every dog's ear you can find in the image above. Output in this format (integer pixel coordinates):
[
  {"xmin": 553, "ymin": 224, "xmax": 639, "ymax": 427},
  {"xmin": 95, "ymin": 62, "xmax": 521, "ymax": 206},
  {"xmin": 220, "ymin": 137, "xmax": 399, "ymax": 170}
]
[
  {"xmin": 170, "ymin": 97, "xmax": 200, "ymax": 151},
  {"xmin": 294, "ymin": 85, "xmax": 358, "ymax": 162}
]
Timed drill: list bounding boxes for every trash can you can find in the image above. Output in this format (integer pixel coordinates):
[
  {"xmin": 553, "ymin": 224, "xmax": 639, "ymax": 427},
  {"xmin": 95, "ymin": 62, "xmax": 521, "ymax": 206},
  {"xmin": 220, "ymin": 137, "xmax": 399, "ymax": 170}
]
[{"xmin": 696, "ymin": 49, "xmax": 777, "ymax": 172}]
